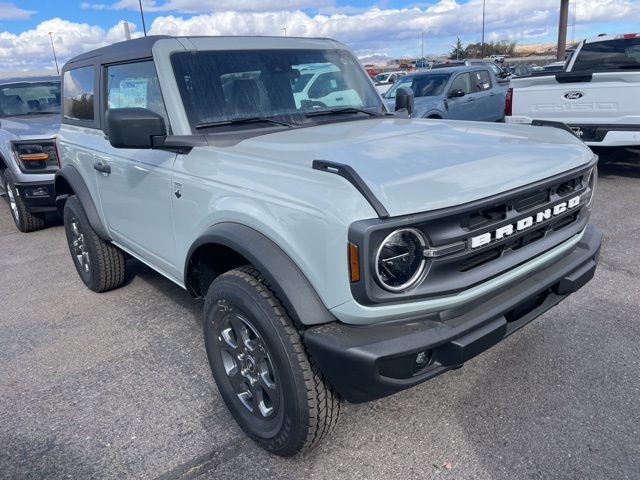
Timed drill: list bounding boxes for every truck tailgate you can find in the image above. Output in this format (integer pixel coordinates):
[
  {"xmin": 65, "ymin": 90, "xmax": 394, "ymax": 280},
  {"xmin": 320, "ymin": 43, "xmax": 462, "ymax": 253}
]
[{"xmin": 508, "ymin": 71, "xmax": 640, "ymax": 125}]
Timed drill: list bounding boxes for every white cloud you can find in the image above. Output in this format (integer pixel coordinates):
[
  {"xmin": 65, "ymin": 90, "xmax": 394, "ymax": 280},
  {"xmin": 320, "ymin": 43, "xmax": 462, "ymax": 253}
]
[
  {"xmin": 80, "ymin": 2, "xmax": 109, "ymax": 10},
  {"xmin": 0, "ymin": 2, "xmax": 35, "ymax": 20},
  {"xmin": 0, "ymin": 18, "xmax": 140, "ymax": 74},
  {"xmin": 1, "ymin": 0, "xmax": 639, "ymax": 74},
  {"xmin": 85, "ymin": 0, "xmax": 333, "ymax": 13}
]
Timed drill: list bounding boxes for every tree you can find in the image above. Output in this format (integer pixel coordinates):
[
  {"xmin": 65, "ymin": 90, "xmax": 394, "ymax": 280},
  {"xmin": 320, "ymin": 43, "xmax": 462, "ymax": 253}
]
[
  {"xmin": 449, "ymin": 37, "xmax": 466, "ymax": 60},
  {"xmin": 465, "ymin": 39, "xmax": 518, "ymax": 59}
]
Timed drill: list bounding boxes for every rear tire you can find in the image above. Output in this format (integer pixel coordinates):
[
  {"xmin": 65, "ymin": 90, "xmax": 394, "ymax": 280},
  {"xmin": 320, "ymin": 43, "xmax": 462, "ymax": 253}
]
[
  {"xmin": 204, "ymin": 266, "xmax": 340, "ymax": 456},
  {"xmin": 63, "ymin": 195, "xmax": 126, "ymax": 292},
  {"xmin": 3, "ymin": 169, "xmax": 46, "ymax": 232}
]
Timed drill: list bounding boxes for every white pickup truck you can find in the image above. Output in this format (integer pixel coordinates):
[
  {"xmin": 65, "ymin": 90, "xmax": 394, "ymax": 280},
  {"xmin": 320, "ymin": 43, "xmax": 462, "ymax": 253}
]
[{"xmin": 506, "ymin": 33, "xmax": 640, "ymax": 154}]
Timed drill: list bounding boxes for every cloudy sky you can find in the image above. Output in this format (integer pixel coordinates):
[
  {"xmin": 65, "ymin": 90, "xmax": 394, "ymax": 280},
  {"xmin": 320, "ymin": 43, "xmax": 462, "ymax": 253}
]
[{"xmin": 1, "ymin": 0, "xmax": 639, "ymax": 75}]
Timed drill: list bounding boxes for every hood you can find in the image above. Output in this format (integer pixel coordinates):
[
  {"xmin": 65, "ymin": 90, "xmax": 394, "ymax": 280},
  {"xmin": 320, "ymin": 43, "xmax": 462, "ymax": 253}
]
[
  {"xmin": 0, "ymin": 114, "xmax": 61, "ymax": 140},
  {"xmin": 223, "ymin": 118, "xmax": 594, "ymax": 217}
]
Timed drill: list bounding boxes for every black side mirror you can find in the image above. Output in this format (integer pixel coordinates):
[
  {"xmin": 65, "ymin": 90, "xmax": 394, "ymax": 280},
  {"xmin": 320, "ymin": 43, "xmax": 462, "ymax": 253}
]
[
  {"xmin": 448, "ymin": 89, "xmax": 465, "ymax": 98},
  {"xmin": 394, "ymin": 87, "xmax": 414, "ymax": 116},
  {"xmin": 106, "ymin": 108, "xmax": 166, "ymax": 149}
]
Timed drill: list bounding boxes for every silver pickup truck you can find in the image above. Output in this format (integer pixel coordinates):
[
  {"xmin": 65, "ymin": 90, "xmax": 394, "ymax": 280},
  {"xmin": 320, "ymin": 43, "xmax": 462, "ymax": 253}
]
[
  {"xmin": 55, "ymin": 36, "xmax": 601, "ymax": 456},
  {"xmin": 0, "ymin": 76, "xmax": 60, "ymax": 232}
]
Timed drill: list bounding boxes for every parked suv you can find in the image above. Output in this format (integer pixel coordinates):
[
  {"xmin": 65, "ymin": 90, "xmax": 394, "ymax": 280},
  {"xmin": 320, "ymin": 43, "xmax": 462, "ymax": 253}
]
[
  {"xmin": 0, "ymin": 76, "xmax": 60, "ymax": 232},
  {"xmin": 382, "ymin": 66, "xmax": 507, "ymax": 121},
  {"xmin": 55, "ymin": 36, "xmax": 602, "ymax": 456}
]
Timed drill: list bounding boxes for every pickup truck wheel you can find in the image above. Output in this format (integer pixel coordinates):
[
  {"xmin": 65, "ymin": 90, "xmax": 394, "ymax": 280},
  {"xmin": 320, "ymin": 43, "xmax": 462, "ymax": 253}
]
[
  {"xmin": 63, "ymin": 195, "xmax": 126, "ymax": 292},
  {"xmin": 204, "ymin": 266, "xmax": 340, "ymax": 456},
  {"xmin": 3, "ymin": 169, "xmax": 46, "ymax": 232}
]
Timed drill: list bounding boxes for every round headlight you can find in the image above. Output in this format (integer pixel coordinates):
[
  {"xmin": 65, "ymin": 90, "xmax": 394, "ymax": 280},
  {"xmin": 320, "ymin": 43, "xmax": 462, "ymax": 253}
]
[{"xmin": 375, "ymin": 228, "xmax": 427, "ymax": 292}]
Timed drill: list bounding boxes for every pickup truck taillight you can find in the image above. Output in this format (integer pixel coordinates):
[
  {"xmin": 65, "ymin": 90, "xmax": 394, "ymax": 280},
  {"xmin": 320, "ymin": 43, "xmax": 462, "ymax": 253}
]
[{"xmin": 505, "ymin": 87, "xmax": 513, "ymax": 117}]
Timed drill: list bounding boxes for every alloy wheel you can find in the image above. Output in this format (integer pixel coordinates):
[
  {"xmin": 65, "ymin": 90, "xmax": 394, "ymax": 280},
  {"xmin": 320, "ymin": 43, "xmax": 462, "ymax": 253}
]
[
  {"xmin": 70, "ymin": 218, "xmax": 90, "ymax": 273},
  {"xmin": 216, "ymin": 303, "xmax": 280, "ymax": 419},
  {"xmin": 7, "ymin": 186, "xmax": 19, "ymax": 223}
]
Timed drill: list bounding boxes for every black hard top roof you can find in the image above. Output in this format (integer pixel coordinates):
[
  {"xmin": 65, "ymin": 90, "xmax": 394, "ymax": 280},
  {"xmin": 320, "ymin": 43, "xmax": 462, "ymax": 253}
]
[
  {"xmin": 62, "ymin": 35, "xmax": 341, "ymax": 72},
  {"xmin": 63, "ymin": 35, "xmax": 171, "ymax": 71}
]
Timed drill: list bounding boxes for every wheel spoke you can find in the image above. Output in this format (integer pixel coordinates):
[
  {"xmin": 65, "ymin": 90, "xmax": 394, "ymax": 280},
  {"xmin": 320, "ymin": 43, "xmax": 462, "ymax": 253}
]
[
  {"xmin": 229, "ymin": 314, "xmax": 252, "ymax": 348},
  {"xmin": 254, "ymin": 385, "xmax": 275, "ymax": 418},
  {"xmin": 219, "ymin": 326, "xmax": 239, "ymax": 352}
]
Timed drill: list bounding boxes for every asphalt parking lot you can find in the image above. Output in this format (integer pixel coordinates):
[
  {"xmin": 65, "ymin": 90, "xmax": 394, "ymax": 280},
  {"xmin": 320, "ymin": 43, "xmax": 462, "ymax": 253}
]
[{"xmin": 1, "ymin": 157, "xmax": 639, "ymax": 480}]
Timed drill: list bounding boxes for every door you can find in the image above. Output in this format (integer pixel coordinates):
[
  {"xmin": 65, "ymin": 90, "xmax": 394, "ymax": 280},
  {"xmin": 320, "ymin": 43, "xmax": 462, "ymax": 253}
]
[
  {"xmin": 470, "ymin": 70, "xmax": 501, "ymax": 121},
  {"xmin": 93, "ymin": 60, "xmax": 179, "ymax": 277},
  {"xmin": 446, "ymin": 73, "xmax": 479, "ymax": 120}
]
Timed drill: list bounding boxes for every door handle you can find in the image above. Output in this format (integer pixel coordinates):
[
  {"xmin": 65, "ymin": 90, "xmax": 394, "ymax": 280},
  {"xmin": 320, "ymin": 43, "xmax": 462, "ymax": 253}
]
[
  {"xmin": 466, "ymin": 97, "xmax": 475, "ymax": 102},
  {"xmin": 93, "ymin": 160, "xmax": 111, "ymax": 175}
]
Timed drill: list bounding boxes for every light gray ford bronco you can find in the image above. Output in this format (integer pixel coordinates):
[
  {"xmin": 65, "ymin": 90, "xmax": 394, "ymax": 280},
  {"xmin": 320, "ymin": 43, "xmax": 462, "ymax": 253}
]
[
  {"xmin": 0, "ymin": 76, "xmax": 60, "ymax": 232},
  {"xmin": 55, "ymin": 36, "xmax": 602, "ymax": 456}
]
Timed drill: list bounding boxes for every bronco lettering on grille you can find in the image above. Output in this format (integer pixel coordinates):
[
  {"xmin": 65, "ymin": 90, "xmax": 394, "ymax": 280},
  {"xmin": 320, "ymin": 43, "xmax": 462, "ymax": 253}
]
[{"xmin": 470, "ymin": 195, "xmax": 580, "ymax": 249}]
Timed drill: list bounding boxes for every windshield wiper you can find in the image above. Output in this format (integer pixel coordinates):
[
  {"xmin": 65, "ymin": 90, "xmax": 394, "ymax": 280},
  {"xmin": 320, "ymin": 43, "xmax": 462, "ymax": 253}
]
[
  {"xmin": 195, "ymin": 116, "xmax": 296, "ymax": 130},
  {"xmin": 6, "ymin": 111, "xmax": 59, "ymax": 116},
  {"xmin": 304, "ymin": 107, "xmax": 383, "ymax": 118}
]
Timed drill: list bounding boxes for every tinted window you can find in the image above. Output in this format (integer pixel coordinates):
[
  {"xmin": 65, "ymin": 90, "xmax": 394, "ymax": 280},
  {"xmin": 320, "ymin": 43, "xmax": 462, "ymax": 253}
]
[
  {"xmin": 384, "ymin": 74, "xmax": 449, "ymax": 99},
  {"xmin": 106, "ymin": 61, "xmax": 168, "ymax": 125},
  {"xmin": 472, "ymin": 70, "xmax": 492, "ymax": 91},
  {"xmin": 171, "ymin": 49, "xmax": 382, "ymax": 128},
  {"xmin": 0, "ymin": 81, "xmax": 60, "ymax": 117},
  {"xmin": 449, "ymin": 73, "xmax": 472, "ymax": 94},
  {"xmin": 63, "ymin": 66, "xmax": 94, "ymax": 121},
  {"xmin": 573, "ymin": 37, "xmax": 640, "ymax": 71}
]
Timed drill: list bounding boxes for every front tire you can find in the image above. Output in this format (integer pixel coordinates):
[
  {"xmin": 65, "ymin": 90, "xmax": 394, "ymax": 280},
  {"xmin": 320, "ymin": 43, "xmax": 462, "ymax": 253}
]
[
  {"xmin": 3, "ymin": 169, "xmax": 46, "ymax": 232},
  {"xmin": 204, "ymin": 267, "xmax": 340, "ymax": 456},
  {"xmin": 63, "ymin": 195, "xmax": 126, "ymax": 292}
]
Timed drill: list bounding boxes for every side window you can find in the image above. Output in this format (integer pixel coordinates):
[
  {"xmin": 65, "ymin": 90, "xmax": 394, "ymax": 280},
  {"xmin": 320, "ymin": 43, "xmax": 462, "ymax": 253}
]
[
  {"xmin": 473, "ymin": 71, "xmax": 492, "ymax": 91},
  {"xmin": 449, "ymin": 73, "xmax": 471, "ymax": 95},
  {"xmin": 63, "ymin": 66, "xmax": 95, "ymax": 121},
  {"xmin": 106, "ymin": 61, "xmax": 168, "ymax": 126}
]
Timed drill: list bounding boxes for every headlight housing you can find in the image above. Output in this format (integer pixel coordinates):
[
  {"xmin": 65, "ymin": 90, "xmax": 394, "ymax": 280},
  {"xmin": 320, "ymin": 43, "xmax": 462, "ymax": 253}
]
[
  {"xmin": 12, "ymin": 141, "xmax": 59, "ymax": 173},
  {"xmin": 582, "ymin": 166, "xmax": 597, "ymax": 207},
  {"xmin": 374, "ymin": 228, "xmax": 427, "ymax": 292}
]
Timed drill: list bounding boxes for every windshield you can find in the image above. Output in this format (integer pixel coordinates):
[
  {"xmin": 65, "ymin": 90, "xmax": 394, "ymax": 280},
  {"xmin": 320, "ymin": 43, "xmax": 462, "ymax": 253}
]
[
  {"xmin": 171, "ymin": 49, "xmax": 384, "ymax": 130},
  {"xmin": 384, "ymin": 74, "xmax": 450, "ymax": 99},
  {"xmin": 0, "ymin": 81, "xmax": 60, "ymax": 117},
  {"xmin": 573, "ymin": 37, "xmax": 640, "ymax": 71}
]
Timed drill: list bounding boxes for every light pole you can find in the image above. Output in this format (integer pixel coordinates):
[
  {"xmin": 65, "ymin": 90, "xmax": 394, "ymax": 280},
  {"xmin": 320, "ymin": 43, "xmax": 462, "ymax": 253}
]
[
  {"xmin": 138, "ymin": 0, "xmax": 147, "ymax": 36},
  {"xmin": 481, "ymin": 0, "xmax": 486, "ymax": 58},
  {"xmin": 281, "ymin": 27, "xmax": 287, "ymax": 36},
  {"xmin": 48, "ymin": 32, "xmax": 59, "ymax": 75},
  {"xmin": 421, "ymin": 29, "xmax": 427, "ymax": 62}
]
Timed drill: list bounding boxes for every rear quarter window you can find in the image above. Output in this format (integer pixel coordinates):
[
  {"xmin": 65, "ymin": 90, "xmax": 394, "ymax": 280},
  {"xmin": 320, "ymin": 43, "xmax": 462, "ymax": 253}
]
[
  {"xmin": 573, "ymin": 37, "xmax": 640, "ymax": 72},
  {"xmin": 63, "ymin": 66, "xmax": 95, "ymax": 122}
]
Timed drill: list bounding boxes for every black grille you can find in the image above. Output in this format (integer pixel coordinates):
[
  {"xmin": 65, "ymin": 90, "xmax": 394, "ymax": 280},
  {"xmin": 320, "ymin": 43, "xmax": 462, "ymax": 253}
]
[{"xmin": 348, "ymin": 159, "xmax": 596, "ymax": 305}]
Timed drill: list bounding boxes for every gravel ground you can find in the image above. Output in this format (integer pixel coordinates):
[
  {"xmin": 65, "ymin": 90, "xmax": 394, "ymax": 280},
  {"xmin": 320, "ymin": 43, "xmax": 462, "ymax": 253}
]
[{"xmin": 1, "ymin": 157, "xmax": 639, "ymax": 480}]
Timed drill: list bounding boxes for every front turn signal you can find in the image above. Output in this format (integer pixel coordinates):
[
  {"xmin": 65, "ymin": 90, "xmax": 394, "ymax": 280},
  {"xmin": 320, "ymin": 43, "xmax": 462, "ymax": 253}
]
[{"xmin": 348, "ymin": 242, "xmax": 360, "ymax": 283}]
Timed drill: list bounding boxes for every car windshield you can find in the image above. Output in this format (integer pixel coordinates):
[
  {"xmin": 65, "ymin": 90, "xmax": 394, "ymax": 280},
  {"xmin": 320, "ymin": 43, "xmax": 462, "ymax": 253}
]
[
  {"xmin": 573, "ymin": 37, "xmax": 640, "ymax": 71},
  {"xmin": 0, "ymin": 81, "xmax": 60, "ymax": 117},
  {"xmin": 171, "ymin": 49, "xmax": 385, "ymax": 131},
  {"xmin": 384, "ymin": 74, "xmax": 450, "ymax": 99}
]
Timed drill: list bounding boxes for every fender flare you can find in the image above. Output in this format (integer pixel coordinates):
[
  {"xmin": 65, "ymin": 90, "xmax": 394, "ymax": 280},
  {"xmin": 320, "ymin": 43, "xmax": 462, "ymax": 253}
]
[
  {"xmin": 54, "ymin": 165, "xmax": 111, "ymax": 240},
  {"xmin": 186, "ymin": 222, "xmax": 335, "ymax": 327}
]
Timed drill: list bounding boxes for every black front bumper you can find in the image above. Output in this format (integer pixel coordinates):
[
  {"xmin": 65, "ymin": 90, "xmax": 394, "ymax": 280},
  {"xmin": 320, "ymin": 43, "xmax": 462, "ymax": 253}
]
[
  {"xmin": 304, "ymin": 225, "xmax": 602, "ymax": 403},
  {"xmin": 15, "ymin": 180, "xmax": 57, "ymax": 213}
]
